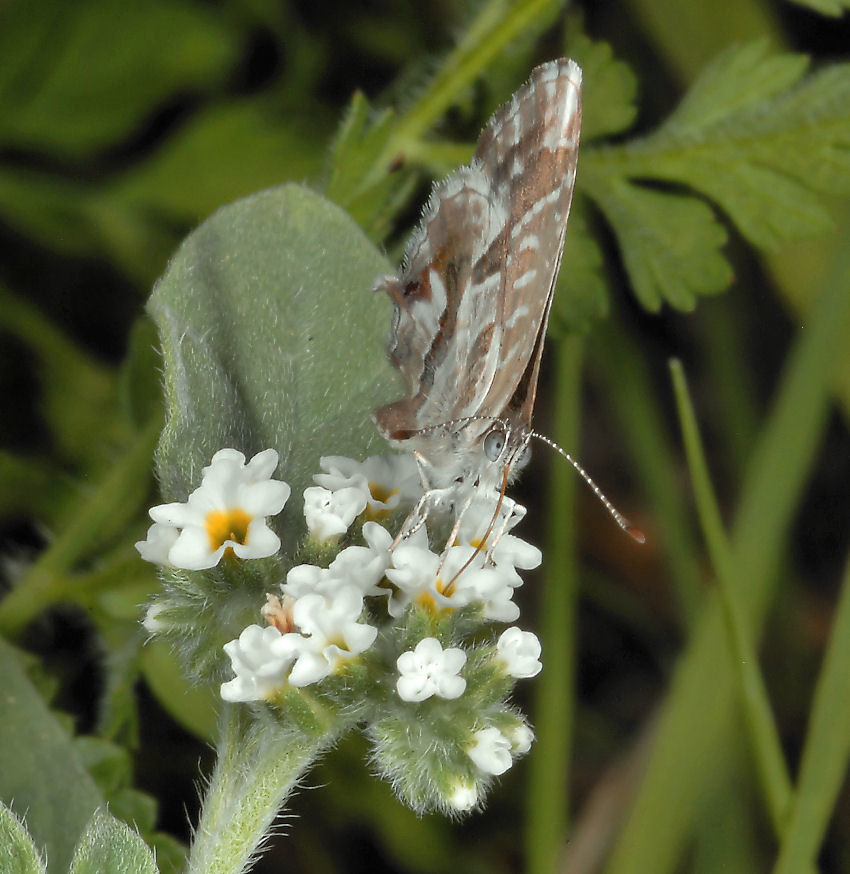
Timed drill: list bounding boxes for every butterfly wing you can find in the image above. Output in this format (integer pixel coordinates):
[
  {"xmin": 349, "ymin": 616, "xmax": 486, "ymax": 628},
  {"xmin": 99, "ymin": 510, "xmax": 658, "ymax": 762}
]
[
  {"xmin": 474, "ymin": 58, "xmax": 582, "ymax": 429},
  {"xmin": 374, "ymin": 59, "xmax": 582, "ymax": 442},
  {"xmin": 374, "ymin": 163, "xmax": 509, "ymax": 439}
]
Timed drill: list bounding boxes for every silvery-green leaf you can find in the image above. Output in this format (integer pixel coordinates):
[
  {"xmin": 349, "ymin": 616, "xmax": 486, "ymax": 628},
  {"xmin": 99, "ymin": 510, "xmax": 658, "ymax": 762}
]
[
  {"xmin": 0, "ymin": 802, "xmax": 45, "ymax": 874},
  {"xmin": 148, "ymin": 183, "xmax": 401, "ymax": 554},
  {"xmin": 68, "ymin": 811, "xmax": 157, "ymax": 874}
]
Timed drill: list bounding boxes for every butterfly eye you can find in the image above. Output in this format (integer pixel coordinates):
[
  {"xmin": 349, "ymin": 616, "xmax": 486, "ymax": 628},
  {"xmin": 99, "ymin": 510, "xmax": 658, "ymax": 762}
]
[{"xmin": 483, "ymin": 427, "xmax": 507, "ymax": 462}]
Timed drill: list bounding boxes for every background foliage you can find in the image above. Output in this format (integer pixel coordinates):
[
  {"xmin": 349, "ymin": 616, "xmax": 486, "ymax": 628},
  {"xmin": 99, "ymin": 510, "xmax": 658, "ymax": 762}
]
[{"xmin": 1, "ymin": 0, "xmax": 849, "ymax": 872}]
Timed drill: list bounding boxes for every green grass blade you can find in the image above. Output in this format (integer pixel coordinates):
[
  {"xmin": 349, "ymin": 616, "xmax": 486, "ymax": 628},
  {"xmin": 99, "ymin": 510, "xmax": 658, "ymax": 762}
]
[
  {"xmin": 593, "ymin": 320, "xmax": 704, "ymax": 626},
  {"xmin": 670, "ymin": 359, "xmax": 794, "ymax": 836},
  {"xmin": 525, "ymin": 337, "xmax": 582, "ymax": 874},
  {"xmin": 773, "ymin": 554, "xmax": 850, "ymax": 873},
  {"xmin": 605, "ymin": 242, "xmax": 850, "ymax": 874}
]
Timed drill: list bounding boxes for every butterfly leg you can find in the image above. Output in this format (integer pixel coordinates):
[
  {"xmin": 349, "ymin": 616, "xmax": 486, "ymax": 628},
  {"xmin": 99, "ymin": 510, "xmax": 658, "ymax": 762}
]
[
  {"xmin": 390, "ymin": 451, "xmax": 452, "ymax": 549},
  {"xmin": 435, "ymin": 488, "xmax": 477, "ymax": 575},
  {"xmin": 482, "ymin": 497, "xmax": 522, "ymax": 564}
]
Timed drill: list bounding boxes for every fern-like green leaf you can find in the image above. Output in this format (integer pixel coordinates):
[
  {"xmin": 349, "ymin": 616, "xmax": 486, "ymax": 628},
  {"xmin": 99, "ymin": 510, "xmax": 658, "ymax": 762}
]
[
  {"xmin": 551, "ymin": 205, "xmax": 609, "ymax": 333},
  {"xmin": 570, "ymin": 34, "xmax": 638, "ymax": 141},
  {"xmin": 586, "ymin": 176, "xmax": 731, "ymax": 311},
  {"xmin": 582, "ymin": 41, "xmax": 850, "ymax": 309}
]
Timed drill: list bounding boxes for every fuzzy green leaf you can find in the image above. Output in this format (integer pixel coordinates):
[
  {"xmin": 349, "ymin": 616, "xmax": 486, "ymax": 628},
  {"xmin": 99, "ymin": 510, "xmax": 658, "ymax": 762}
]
[
  {"xmin": 147, "ymin": 183, "xmax": 400, "ymax": 556},
  {"xmin": 0, "ymin": 803, "xmax": 45, "ymax": 874},
  {"xmin": 0, "ymin": 638, "xmax": 104, "ymax": 872},
  {"xmin": 68, "ymin": 811, "xmax": 157, "ymax": 874}
]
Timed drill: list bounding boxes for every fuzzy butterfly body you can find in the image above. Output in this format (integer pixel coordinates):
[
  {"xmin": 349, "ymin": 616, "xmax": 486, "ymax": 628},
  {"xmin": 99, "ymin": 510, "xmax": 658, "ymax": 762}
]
[{"xmin": 374, "ymin": 58, "xmax": 582, "ymax": 514}]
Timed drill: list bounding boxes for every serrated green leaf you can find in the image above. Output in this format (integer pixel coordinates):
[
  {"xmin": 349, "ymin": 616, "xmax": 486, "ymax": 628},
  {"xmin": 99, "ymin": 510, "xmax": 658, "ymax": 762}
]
[
  {"xmin": 148, "ymin": 183, "xmax": 400, "ymax": 556},
  {"xmin": 582, "ymin": 42, "xmax": 850, "ymax": 306},
  {"xmin": 570, "ymin": 34, "xmax": 638, "ymax": 141},
  {"xmin": 0, "ymin": 0, "xmax": 237, "ymax": 157},
  {"xmin": 69, "ymin": 810, "xmax": 157, "ymax": 874},
  {"xmin": 323, "ymin": 92, "xmax": 418, "ymax": 241},
  {"xmin": 648, "ymin": 155, "xmax": 834, "ymax": 250},
  {"xmin": 0, "ymin": 638, "xmax": 104, "ymax": 872},
  {"xmin": 551, "ymin": 204, "xmax": 609, "ymax": 334},
  {"xmin": 587, "ymin": 176, "xmax": 731, "ymax": 311},
  {"xmin": 325, "ymin": 93, "xmax": 397, "ymax": 206},
  {"xmin": 663, "ymin": 41, "xmax": 808, "ymax": 134},
  {"xmin": 0, "ymin": 802, "xmax": 45, "ymax": 874}
]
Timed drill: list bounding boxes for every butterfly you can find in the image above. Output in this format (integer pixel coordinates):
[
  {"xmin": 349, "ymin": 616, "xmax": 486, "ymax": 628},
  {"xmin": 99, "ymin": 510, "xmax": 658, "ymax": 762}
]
[{"xmin": 374, "ymin": 59, "xmax": 641, "ymax": 549}]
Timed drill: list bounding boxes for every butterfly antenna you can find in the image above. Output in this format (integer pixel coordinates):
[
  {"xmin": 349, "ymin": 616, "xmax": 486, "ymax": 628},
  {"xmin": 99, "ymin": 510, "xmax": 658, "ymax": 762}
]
[{"xmin": 530, "ymin": 431, "xmax": 645, "ymax": 544}]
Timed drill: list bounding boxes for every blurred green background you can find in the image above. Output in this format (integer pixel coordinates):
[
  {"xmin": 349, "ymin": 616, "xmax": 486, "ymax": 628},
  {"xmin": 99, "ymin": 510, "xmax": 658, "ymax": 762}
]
[{"xmin": 1, "ymin": 1, "xmax": 849, "ymax": 872}]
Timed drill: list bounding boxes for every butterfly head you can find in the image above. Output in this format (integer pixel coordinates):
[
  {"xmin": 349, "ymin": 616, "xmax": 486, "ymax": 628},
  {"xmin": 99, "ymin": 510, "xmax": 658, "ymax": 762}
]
[{"xmin": 404, "ymin": 414, "xmax": 533, "ymax": 494}]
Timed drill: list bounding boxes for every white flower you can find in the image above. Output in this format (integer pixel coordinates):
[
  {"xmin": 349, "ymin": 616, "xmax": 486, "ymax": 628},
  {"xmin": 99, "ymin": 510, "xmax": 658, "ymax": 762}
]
[
  {"xmin": 496, "ymin": 627, "xmax": 542, "ymax": 678},
  {"xmin": 314, "ymin": 454, "xmax": 421, "ymax": 517},
  {"xmin": 507, "ymin": 723, "xmax": 534, "ymax": 755},
  {"xmin": 396, "ymin": 637, "xmax": 467, "ymax": 702},
  {"xmin": 282, "ymin": 522, "xmax": 393, "ymax": 600},
  {"xmin": 448, "ymin": 781, "xmax": 479, "ymax": 812},
  {"xmin": 467, "ymin": 727, "xmax": 513, "ymax": 776},
  {"xmin": 456, "ymin": 493, "xmax": 526, "ymax": 548},
  {"xmin": 135, "ymin": 523, "xmax": 179, "ymax": 566},
  {"xmin": 456, "ymin": 493, "xmax": 541, "ymax": 583},
  {"xmin": 444, "ymin": 548, "xmax": 521, "ymax": 622},
  {"xmin": 137, "ymin": 448, "xmax": 290, "ymax": 570},
  {"xmin": 282, "ymin": 563, "xmax": 332, "ymax": 599},
  {"xmin": 220, "ymin": 624, "xmax": 300, "ymax": 702},
  {"xmin": 284, "ymin": 586, "xmax": 377, "ymax": 687},
  {"xmin": 303, "ymin": 486, "xmax": 365, "ymax": 543},
  {"xmin": 384, "ymin": 533, "xmax": 520, "ymax": 621},
  {"xmin": 142, "ymin": 602, "xmax": 168, "ymax": 634},
  {"xmin": 327, "ymin": 521, "xmax": 393, "ymax": 595}
]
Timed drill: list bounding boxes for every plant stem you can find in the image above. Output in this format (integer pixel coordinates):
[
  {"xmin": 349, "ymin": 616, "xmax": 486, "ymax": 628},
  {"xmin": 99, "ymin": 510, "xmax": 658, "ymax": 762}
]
[{"xmin": 185, "ymin": 706, "xmax": 331, "ymax": 874}]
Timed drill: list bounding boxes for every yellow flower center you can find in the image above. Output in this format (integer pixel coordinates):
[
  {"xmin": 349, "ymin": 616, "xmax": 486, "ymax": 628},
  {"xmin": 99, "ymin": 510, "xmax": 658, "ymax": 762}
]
[
  {"xmin": 205, "ymin": 508, "xmax": 252, "ymax": 551},
  {"xmin": 366, "ymin": 482, "xmax": 399, "ymax": 519}
]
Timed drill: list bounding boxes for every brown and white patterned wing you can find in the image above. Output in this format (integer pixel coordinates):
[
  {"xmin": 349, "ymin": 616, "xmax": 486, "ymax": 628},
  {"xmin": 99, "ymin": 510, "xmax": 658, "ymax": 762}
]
[
  {"xmin": 474, "ymin": 59, "xmax": 582, "ymax": 428},
  {"xmin": 374, "ymin": 163, "xmax": 509, "ymax": 440},
  {"xmin": 374, "ymin": 59, "xmax": 582, "ymax": 442}
]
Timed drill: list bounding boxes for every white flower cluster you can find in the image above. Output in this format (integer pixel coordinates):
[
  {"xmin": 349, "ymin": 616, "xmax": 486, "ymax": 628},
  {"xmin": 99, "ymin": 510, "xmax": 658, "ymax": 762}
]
[{"xmin": 140, "ymin": 448, "xmax": 544, "ymax": 784}]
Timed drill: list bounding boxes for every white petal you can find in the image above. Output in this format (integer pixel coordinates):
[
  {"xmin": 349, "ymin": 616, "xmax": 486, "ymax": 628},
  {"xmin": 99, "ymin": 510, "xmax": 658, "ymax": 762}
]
[
  {"xmin": 168, "ymin": 526, "xmax": 222, "ymax": 570},
  {"xmin": 245, "ymin": 448, "xmax": 279, "ymax": 480},
  {"xmin": 436, "ymin": 674, "xmax": 466, "ymax": 700},
  {"xmin": 233, "ymin": 518, "xmax": 280, "ymax": 558}
]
